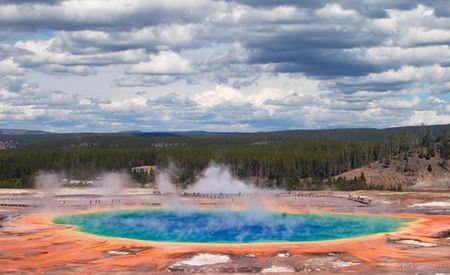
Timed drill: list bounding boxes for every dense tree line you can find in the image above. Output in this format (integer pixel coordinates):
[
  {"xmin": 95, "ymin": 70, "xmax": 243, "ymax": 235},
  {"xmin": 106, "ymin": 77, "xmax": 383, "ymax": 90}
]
[
  {"xmin": 0, "ymin": 137, "xmax": 418, "ymax": 189},
  {"xmin": 0, "ymin": 125, "xmax": 448, "ymax": 190}
]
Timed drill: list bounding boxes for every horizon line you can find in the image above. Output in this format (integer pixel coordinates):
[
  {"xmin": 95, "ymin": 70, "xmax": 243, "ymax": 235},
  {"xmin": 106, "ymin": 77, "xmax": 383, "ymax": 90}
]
[{"xmin": 1, "ymin": 123, "xmax": 448, "ymax": 135}]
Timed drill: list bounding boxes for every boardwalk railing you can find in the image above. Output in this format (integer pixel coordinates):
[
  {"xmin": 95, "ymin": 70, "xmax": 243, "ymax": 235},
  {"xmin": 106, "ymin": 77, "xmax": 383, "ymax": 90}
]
[{"xmin": 347, "ymin": 194, "xmax": 372, "ymax": 205}]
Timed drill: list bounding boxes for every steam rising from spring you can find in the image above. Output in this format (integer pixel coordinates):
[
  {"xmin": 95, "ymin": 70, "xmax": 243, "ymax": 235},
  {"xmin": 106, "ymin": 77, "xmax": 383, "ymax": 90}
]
[
  {"xmin": 34, "ymin": 171, "xmax": 63, "ymax": 207},
  {"xmin": 29, "ymin": 162, "xmax": 273, "ymax": 211},
  {"xmin": 156, "ymin": 168, "xmax": 177, "ymax": 194},
  {"xmin": 186, "ymin": 163, "xmax": 256, "ymax": 194},
  {"xmin": 35, "ymin": 172, "xmax": 62, "ymax": 195},
  {"xmin": 31, "ymin": 171, "xmax": 131, "ymax": 209},
  {"xmin": 96, "ymin": 172, "xmax": 128, "ymax": 196}
]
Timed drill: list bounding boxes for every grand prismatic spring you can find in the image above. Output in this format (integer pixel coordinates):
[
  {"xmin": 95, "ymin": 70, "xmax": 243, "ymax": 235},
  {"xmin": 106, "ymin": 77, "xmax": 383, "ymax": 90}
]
[
  {"xmin": 54, "ymin": 209, "xmax": 411, "ymax": 243},
  {"xmin": 2, "ymin": 191, "xmax": 450, "ymax": 273}
]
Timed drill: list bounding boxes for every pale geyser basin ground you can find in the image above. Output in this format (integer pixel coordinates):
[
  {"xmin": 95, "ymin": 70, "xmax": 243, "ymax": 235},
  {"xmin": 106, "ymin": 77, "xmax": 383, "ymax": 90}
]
[{"xmin": 53, "ymin": 208, "xmax": 412, "ymax": 243}]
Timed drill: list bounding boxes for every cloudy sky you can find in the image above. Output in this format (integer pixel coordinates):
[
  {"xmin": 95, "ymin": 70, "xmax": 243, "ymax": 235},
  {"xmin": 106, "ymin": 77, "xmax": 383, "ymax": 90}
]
[{"xmin": 0, "ymin": 0, "xmax": 449, "ymax": 132}]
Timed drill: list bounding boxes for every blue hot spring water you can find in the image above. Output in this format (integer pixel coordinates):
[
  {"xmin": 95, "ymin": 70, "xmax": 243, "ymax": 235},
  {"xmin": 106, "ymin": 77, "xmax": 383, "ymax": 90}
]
[{"xmin": 54, "ymin": 209, "xmax": 411, "ymax": 243}]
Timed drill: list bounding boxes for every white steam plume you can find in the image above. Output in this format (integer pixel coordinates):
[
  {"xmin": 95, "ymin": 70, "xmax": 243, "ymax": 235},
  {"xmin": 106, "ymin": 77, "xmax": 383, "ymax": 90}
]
[
  {"xmin": 34, "ymin": 171, "xmax": 62, "ymax": 196},
  {"xmin": 156, "ymin": 169, "xmax": 178, "ymax": 194},
  {"xmin": 187, "ymin": 162, "xmax": 257, "ymax": 194},
  {"xmin": 96, "ymin": 172, "xmax": 129, "ymax": 196}
]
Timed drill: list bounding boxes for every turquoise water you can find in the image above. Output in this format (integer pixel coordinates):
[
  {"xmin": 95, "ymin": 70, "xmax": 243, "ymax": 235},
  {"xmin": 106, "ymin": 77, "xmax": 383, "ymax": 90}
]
[{"xmin": 54, "ymin": 209, "xmax": 410, "ymax": 243}]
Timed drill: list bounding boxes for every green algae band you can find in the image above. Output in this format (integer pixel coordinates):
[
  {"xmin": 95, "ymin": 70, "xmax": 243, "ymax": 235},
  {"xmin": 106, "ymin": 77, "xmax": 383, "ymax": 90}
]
[{"xmin": 54, "ymin": 209, "xmax": 410, "ymax": 243}]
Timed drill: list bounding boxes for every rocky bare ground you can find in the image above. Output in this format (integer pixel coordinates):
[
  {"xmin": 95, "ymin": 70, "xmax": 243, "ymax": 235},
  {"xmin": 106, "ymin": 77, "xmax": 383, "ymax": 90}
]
[{"xmin": 337, "ymin": 150, "xmax": 450, "ymax": 190}]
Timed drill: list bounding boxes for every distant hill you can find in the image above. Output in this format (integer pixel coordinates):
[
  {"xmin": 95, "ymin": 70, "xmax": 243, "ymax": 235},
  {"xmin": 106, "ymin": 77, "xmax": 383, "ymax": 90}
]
[
  {"xmin": 261, "ymin": 124, "xmax": 450, "ymax": 142},
  {"xmin": 1, "ymin": 124, "xmax": 449, "ymax": 148},
  {"xmin": 136, "ymin": 124, "xmax": 450, "ymax": 142},
  {"xmin": 0, "ymin": 129, "xmax": 49, "ymax": 135},
  {"xmin": 131, "ymin": 132, "xmax": 182, "ymax": 138}
]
